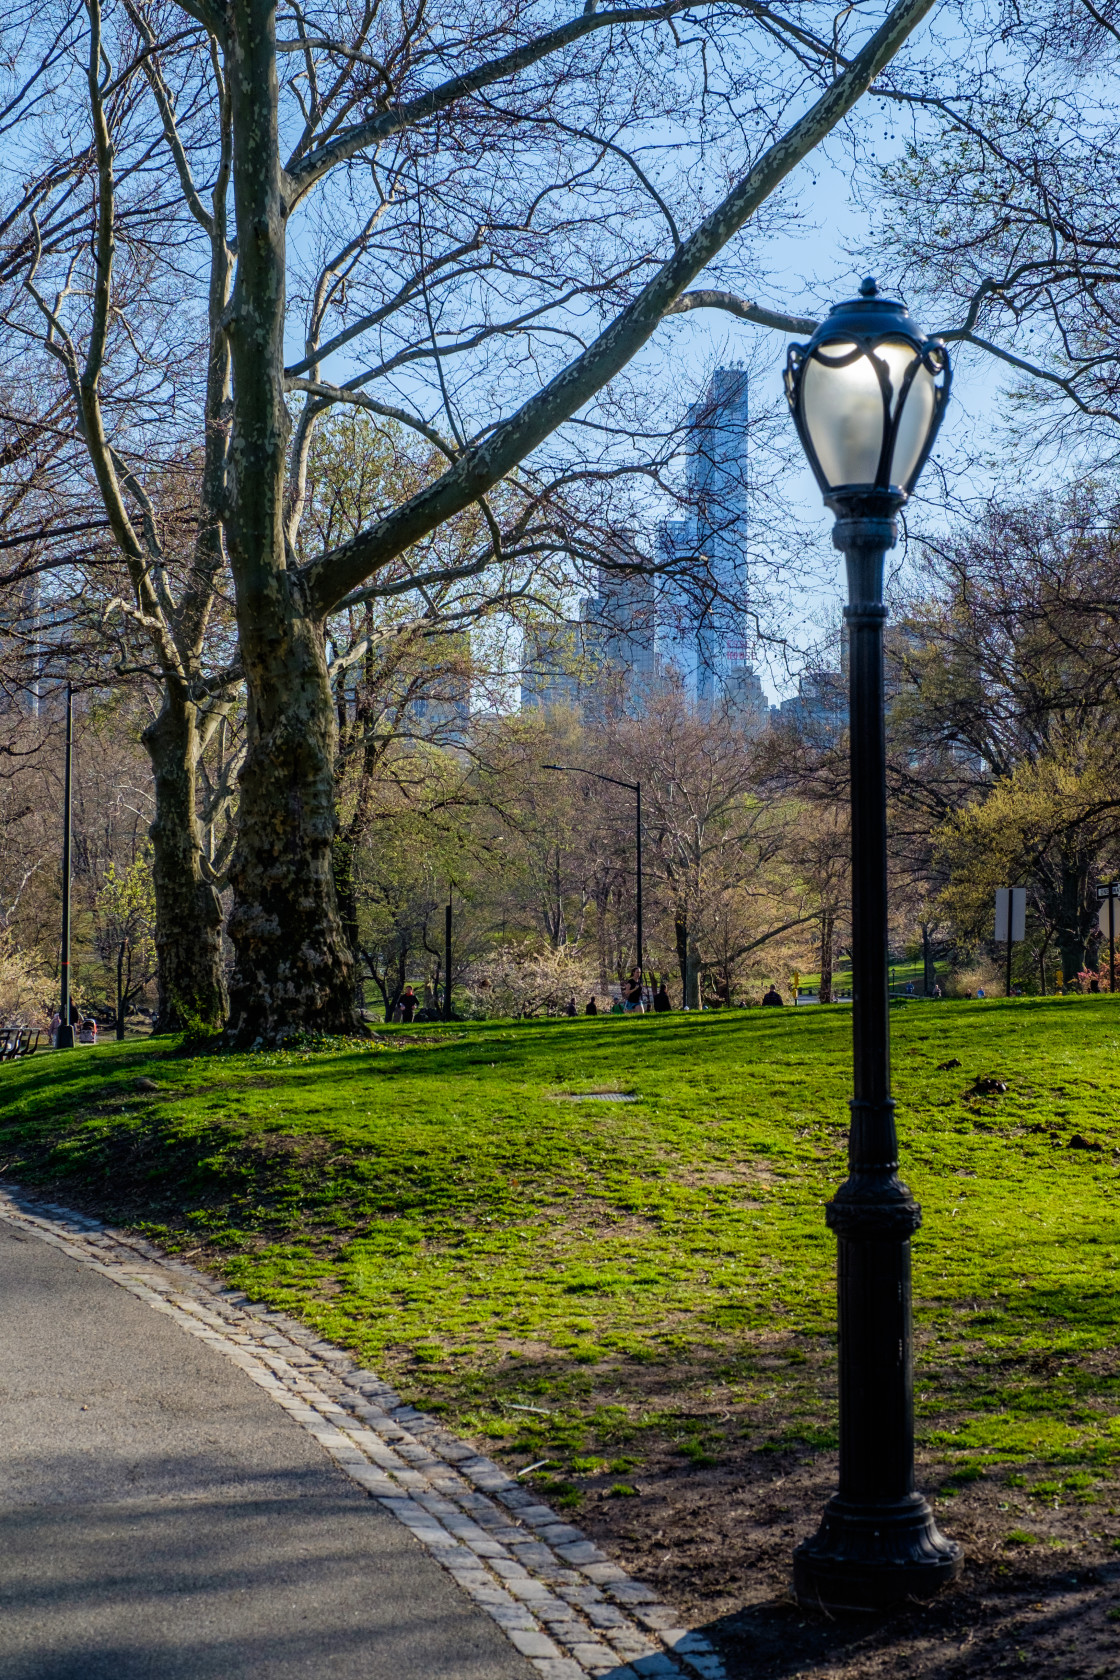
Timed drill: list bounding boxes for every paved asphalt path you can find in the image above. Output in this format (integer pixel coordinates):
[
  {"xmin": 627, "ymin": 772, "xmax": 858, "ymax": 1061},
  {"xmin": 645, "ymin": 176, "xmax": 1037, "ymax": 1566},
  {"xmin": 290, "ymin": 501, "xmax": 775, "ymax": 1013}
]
[{"xmin": 0, "ymin": 1220, "xmax": 536, "ymax": 1680}]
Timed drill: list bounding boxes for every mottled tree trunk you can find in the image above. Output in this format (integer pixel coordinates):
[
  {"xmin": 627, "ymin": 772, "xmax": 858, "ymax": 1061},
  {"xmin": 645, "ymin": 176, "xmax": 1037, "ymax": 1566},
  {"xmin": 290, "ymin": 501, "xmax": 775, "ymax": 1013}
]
[
  {"xmin": 142, "ymin": 695, "xmax": 226, "ymax": 1032},
  {"xmin": 685, "ymin": 934, "xmax": 701, "ymax": 1009},
  {"xmin": 674, "ymin": 910, "xmax": 701, "ymax": 1009},
  {"xmin": 222, "ymin": 0, "xmax": 357, "ymax": 1042},
  {"xmin": 920, "ymin": 922, "xmax": 935, "ymax": 996},
  {"xmin": 819, "ymin": 911, "xmax": 835, "ymax": 1004},
  {"xmin": 225, "ymin": 595, "xmax": 357, "ymax": 1040},
  {"xmin": 1057, "ymin": 861, "xmax": 1088, "ymax": 986}
]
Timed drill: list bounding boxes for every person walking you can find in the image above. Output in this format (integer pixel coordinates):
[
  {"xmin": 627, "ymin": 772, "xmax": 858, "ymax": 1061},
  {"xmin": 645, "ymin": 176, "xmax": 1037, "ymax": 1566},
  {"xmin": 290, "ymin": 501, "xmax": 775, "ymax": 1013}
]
[
  {"xmin": 400, "ymin": 986, "xmax": 418, "ymax": 1023},
  {"xmin": 622, "ymin": 968, "xmax": 644, "ymax": 1012},
  {"xmin": 653, "ymin": 983, "xmax": 672, "ymax": 1013}
]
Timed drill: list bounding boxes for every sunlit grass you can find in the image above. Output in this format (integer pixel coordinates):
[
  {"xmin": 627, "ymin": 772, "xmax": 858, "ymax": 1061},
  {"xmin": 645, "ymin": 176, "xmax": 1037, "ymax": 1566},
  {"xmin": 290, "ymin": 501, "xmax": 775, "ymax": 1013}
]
[{"xmin": 2, "ymin": 996, "xmax": 1118, "ymax": 1505}]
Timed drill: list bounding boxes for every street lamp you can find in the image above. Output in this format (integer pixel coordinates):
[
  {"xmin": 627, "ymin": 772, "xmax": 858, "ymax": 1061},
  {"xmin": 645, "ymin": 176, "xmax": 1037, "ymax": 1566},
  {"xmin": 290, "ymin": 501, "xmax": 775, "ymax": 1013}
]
[
  {"xmin": 784, "ymin": 279, "xmax": 961, "ymax": 1610},
  {"xmin": 542, "ymin": 765, "xmax": 642, "ymax": 987},
  {"xmin": 57, "ymin": 682, "xmax": 76, "ymax": 1051}
]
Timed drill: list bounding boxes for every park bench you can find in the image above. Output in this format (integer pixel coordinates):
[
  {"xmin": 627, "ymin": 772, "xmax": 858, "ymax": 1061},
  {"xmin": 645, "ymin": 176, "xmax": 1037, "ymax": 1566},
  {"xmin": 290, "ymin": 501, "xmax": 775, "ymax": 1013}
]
[{"xmin": 0, "ymin": 1029, "xmax": 40, "ymax": 1061}]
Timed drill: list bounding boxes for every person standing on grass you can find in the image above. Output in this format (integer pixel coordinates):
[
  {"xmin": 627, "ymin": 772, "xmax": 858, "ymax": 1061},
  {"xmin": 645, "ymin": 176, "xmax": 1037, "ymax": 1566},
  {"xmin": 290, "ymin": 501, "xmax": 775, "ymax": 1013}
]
[
  {"xmin": 585, "ymin": 996, "xmax": 598, "ymax": 1015},
  {"xmin": 400, "ymin": 986, "xmax": 418, "ymax": 1023},
  {"xmin": 762, "ymin": 985, "xmax": 784, "ymax": 1006},
  {"xmin": 623, "ymin": 968, "xmax": 644, "ymax": 1012},
  {"xmin": 653, "ymin": 982, "xmax": 672, "ymax": 1013}
]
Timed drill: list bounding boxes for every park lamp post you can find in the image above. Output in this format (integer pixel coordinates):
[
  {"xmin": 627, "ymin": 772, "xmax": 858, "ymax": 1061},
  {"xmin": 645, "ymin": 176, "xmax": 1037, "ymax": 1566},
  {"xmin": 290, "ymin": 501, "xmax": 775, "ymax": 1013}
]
[
  {"xmin": 57, "ymin": 683, "xmax": 76, "ymax": 1051},
  {"xmin": 784, "ymin": 278, "xmax": 962, "ymax": 1610}
]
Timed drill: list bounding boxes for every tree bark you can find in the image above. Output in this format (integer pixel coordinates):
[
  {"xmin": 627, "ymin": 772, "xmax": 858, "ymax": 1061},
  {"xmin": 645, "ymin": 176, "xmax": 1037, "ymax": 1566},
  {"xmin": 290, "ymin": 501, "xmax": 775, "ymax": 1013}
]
[
  {"xmin": 142, "ymin": 695, "xmax": 227, "ymax": 1032},
  {"xmin": 674, "ymin": 910, "xmax": 701, "ymax": 1009},
  {"xmin": 225, "ymin": 599, "xmax": 357, "ymax": 1040},
  {"xmin": 819, "ymin": 911, "xmax": 835, "ymax": 1004},
  {"xmin": 1057, "ymin": 861, "xmax": 1088, "ymax": 986},
  {"xmin": 920, "ymin": 922, "xmax": 935, "ymax": 996},
  {"xmin": 222, "ymin": 0, "xmax": 357, "ymax": 1041}
]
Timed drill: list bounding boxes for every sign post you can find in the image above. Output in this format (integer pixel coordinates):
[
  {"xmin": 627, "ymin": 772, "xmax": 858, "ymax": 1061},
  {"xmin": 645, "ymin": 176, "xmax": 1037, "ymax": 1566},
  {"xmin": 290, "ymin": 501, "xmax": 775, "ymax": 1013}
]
[
  {"xmin": 995, "ymin": 888, "xmax": 1026, "ymax": 999},
  {"xmin": 1097, "ymin": 883, "xmax": 1119, "ymax": 993}
]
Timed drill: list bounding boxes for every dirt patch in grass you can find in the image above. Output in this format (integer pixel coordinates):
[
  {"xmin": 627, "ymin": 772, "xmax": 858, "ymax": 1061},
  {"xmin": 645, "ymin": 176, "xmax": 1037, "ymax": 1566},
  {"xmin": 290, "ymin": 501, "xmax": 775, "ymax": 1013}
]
[{"xmin": 572, "ymin": 1440, "xmax": 1120, "ymax": 1678}]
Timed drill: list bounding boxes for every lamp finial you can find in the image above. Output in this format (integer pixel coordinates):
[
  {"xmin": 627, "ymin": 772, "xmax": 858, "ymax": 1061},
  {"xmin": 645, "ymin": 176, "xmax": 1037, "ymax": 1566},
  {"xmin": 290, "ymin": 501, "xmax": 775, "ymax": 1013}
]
[{"xmin": 859, "ymin": 275, "xmax": 879, "ymax": 298}]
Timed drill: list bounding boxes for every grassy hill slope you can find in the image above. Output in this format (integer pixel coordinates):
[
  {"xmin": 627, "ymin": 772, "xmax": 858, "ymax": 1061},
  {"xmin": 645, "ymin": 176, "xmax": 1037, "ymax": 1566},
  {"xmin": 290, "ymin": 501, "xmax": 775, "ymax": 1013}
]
[{"xmin": 2, "ymin": 998, "xmax": 1118, "ymax": 1635}]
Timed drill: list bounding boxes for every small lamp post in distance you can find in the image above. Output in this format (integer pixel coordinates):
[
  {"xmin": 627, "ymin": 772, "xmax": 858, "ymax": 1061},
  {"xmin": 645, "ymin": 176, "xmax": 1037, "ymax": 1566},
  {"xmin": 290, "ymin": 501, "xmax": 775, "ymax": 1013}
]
[{"xmin": 784, "ymin": 277, "xmax": 962, "ymax": 1611}]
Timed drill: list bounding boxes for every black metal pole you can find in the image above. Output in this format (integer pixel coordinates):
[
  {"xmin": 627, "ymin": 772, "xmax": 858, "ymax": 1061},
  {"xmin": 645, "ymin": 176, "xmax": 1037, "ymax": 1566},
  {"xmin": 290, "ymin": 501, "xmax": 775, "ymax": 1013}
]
[
  {"xmin": 1110, "ymin": 891, "xmax": 1116, "ymax": 994},
  {"xmin": 444, "ymin": 892, "xmax": 453, "ymax": 1022},
  {"xmin": 1006, "ymin": 933, "xmax": 1013, "ymax": 1002},
  {"xmin": 57, "ymin": 684, "xmax": 75, "ymax": 1050},
  {"xmin": 635, "ymin": 780, "xmax": 643, "ymax": 997},
  {"xmin": 793, "ymin": 491, "xmax": 960, "ymax": 1612}
]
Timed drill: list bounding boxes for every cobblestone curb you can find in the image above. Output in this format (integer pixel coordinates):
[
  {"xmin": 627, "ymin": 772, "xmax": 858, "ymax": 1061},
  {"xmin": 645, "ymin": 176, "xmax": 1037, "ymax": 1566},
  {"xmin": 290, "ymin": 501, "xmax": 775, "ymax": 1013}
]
[{"xmin": 0, "ymin": 1184, "xmax": 725, "ymax": 1680}]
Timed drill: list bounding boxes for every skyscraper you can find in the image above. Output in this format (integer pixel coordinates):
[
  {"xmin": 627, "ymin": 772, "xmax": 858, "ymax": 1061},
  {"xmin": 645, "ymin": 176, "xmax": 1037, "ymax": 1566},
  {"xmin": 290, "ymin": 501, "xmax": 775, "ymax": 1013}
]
[
  {"xmin": 656, "ymin": 366, "xmax": 751, "ymax": 703},
  {"xmin": 521, "ymin": 366, "xmax": 765, "ymax": 720},
  {"xmin": 520, "ymin": 568, "xmax": 657, "ymax": 715}
]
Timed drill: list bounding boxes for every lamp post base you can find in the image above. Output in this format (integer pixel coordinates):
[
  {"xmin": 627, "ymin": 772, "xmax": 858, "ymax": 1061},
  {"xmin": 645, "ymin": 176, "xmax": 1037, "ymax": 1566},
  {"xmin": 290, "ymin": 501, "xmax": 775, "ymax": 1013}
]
[
  {"xmin": 794, "ymin": 1493, "xmax": 962, "ymax": 1613},
  {"xmin": 55, "ymin": 1024, "xmax": 75, "ymax": 1049}
]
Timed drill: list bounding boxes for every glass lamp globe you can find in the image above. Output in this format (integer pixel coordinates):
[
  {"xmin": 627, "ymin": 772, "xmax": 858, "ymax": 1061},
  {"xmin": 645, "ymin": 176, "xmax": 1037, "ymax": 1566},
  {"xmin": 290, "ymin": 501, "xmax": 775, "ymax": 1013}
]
[{"xmin": 785, "ymin": 278, "xmax": 951, "ymax": 502}]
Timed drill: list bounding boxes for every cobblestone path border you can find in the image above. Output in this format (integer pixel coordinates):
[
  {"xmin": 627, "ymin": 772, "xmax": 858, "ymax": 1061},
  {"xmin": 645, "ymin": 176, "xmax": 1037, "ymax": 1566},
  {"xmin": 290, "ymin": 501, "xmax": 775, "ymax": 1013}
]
[{"xmin": 0, "ymin": 1184, "xmax": 725, "ymax": 1680}]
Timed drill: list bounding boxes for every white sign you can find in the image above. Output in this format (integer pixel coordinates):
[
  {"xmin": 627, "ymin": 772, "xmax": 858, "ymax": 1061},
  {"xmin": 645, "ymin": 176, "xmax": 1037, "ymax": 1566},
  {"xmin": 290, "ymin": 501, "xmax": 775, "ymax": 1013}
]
[
  {"xmin": 1100, "ymin": 899, "xmax": 1118, "ymax": 938},
  {"xmin": 995, "ymin": 887, "xmax": 1027, "ymax": 943}
]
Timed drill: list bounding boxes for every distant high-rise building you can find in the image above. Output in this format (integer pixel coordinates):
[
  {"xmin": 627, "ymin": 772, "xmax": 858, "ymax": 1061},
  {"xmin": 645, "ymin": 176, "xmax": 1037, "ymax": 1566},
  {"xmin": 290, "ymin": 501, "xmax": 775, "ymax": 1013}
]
[
  {"xmin": 723, "ymin": 645, "xmax": 770, "ymax": 736},
  {"xmin": 520, "ymin": 567, "xmax": 657, "ymax": 715},
  {"xmin": 772, "ymin": 668, "xmax": 848, "ymax": 745},
  {"xmin": 409, "ymin": 632, "xmax": 473, "ymax": 741},
  {"xmin": 656, "ymin": 367, "xmax": 751, "ymax": 704},
  {"xmin": 521, "ymin": 367, "xmax": 769, "ymax": 721},
  {"xmin": 520, "ymin": 620, "xmax": 584, "ymax": 712}
]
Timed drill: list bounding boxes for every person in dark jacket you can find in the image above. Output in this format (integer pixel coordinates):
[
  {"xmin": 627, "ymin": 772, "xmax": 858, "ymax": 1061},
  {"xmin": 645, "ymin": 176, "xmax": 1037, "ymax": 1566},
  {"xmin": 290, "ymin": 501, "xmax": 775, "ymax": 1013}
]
[
  {"xmin": 761, "ymin": 985, "xmax": 784, "ymax": 1006},
  {"xmin": 400, "ymin": 986, "xmax": 418, "ymax": 1022},
  {"xmin": 653, "ymin": 983, "xmax": 672, "ymax": 1012},
  {"xmin": 585, "ymin": 997, "xmax": 598, "ymax": 1015}
]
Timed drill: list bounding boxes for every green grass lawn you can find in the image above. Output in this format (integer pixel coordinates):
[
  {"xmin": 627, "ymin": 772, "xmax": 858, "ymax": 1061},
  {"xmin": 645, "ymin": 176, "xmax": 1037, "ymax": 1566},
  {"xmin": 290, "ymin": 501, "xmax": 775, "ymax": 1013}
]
[{"xmin": 2, "ymin": 999, "xmax": 1118, "ymax": 1516}]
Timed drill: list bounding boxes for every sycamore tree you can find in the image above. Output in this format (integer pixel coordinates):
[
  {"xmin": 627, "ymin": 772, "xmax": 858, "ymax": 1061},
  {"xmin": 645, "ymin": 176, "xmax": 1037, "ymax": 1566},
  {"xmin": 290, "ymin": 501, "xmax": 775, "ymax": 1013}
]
[{"xmin": 6, "ymin": 0, "xmax": 944, "ymax": 1040}]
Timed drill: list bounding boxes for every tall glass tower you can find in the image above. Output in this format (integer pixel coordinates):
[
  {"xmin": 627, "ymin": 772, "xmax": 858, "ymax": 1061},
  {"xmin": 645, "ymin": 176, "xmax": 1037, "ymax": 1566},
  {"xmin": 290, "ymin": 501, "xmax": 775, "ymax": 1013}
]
[{"xmin": 656, "ymin": 366, "xmax": 750, "ymax": 703}]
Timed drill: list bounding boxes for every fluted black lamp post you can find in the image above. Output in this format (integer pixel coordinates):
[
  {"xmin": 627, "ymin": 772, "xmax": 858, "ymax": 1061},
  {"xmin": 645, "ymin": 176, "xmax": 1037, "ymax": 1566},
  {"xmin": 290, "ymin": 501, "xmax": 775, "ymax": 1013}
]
[{"xmin": 784, "ymin": 278, "xmax": 961, "ymax": 1611}]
